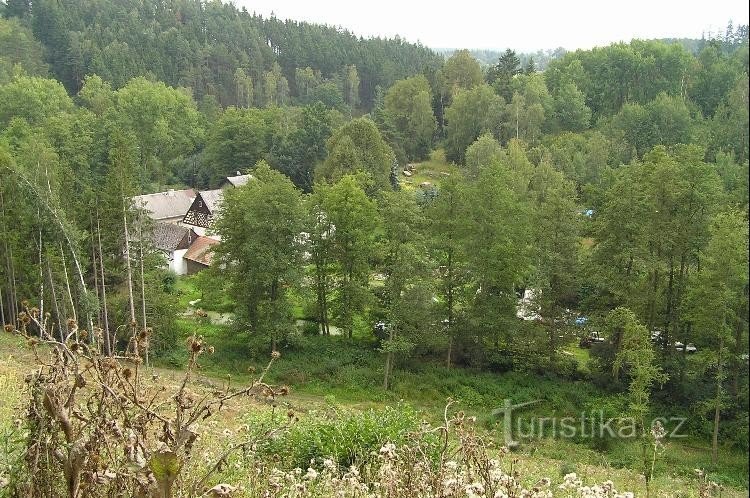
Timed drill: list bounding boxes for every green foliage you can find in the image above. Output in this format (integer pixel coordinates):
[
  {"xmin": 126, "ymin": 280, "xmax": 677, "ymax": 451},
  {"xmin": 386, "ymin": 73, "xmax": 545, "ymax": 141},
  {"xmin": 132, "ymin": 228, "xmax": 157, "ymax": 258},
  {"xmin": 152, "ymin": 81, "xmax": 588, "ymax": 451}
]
[
  {"xmin": 109, "ymin": 77, "xmax": 204, "ymax": 189},
  {"xmin": 5, "ymin": 0, "xmax": 442, "ymax": 108},
  {"xmin": 0, "ymin": 6, "xmax": 747, "ymax": 487},
  {"xmin": 0, "ymin": 75, "xmax": 72, "ymax": 127},
  {"xmin": 0, "ymin": 17, "xmax": 47, "ymax": 83},
  {"xmin": 314, "ymin": 176, "xmax": 379, "ymax": 338},
  {"xmin": 204, "ymin": 107, "xmax": 275, "ymax": 186},
  {"xmin": 270, "ymin": 103, "xmax": 338, "ymax": 192},
  {"xmin": 317, "ymin": 118, "xmax": 394, "ymax": 192},
  {"xmin": 439, "ymin": 49, "xmax": 483, "ymax": 98},
  {"xmin": 383, "ymin": 75, "xmax": 436, "ymax": 161},
  {"xmin": 487, "ymin": 48, "xmax": 522, "ymax": 102},
  {"xmin": 550, "ymin": 82, "xmax": 591, "ymax": 133},
  {"xmin": 444, "ymin": 84, "xmax": 504, "ymax": 163},
  {"xmin": 608, "ymin": 93, "xmax": 694, "ymax": 157},
  {"xmin": 545, "ymin": 40, "xmax": 694, "ymax": 119},
  {"xmin": 464, "ymin": 134, "xmax": 504, "ymax": 180},
  {"xmin": 252, "ymin": 405, "xmax": 434, "ymax": 470},
  {"xmin": 465, "ymin": 160, "xmax": 532, "ymax": 345},
  {"xmin": 213, "ymin": 162, "xmax": 305, "ymax": 349}
]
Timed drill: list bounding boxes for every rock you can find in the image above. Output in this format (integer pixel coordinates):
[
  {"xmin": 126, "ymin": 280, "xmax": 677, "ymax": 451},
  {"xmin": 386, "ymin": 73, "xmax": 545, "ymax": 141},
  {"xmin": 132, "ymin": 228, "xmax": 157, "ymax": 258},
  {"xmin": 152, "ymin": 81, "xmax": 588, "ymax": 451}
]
[
  {"xmin": 419, "ymin": 181, "xmax": 432, "ymax": 189},
  {"xmin": 402, "ymin": 170, "xmax": 412, "ymax": 177}
]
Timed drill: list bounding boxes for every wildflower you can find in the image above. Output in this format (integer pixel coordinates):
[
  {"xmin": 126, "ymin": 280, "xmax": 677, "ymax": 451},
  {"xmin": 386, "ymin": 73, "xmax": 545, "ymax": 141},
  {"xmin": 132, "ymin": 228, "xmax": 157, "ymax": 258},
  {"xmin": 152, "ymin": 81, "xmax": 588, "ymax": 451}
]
[
  {"xmin": 465, "ymin": 482, "xmax": 485, "ymax": 498},
  {"xmin": 304, "ymin": 468, "xmax": 319, "ymax": 480},
  {"xmin": 651, "ymin": 420, "xmax": 667, "ymax": 447},
  {"xmin": 189, "ymin": 336, "xmax": 203, "ymax": 352},
  {"xmin": 205, "ymin": 483, "xmax": 237, "ymax": 497},
  {"xmin": 378, "ymin": 442, "xmax": 397, "ymax": 459}
]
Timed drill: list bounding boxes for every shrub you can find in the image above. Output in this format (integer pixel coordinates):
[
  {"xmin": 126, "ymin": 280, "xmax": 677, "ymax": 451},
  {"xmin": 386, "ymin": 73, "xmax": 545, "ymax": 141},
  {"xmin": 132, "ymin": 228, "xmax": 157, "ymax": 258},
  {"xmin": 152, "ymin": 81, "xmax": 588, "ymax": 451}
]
[{"xmin": 251, "ymin": 404, "xmax": 433, "ymax": 470}]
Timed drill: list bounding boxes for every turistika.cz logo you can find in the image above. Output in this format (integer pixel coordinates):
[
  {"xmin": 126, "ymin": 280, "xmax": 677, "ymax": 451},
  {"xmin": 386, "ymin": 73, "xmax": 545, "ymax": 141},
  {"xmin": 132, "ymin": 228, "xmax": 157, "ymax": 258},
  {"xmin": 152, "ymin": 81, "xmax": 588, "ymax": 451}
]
[{"xmin": 491, "ymin": 398, "xmax": 687, "ymax": 446}]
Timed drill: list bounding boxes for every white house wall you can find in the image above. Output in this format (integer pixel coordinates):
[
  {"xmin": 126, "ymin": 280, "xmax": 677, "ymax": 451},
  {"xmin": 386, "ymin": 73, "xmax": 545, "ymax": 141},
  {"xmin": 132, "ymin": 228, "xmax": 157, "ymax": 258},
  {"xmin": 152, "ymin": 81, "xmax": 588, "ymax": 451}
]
[{"xmin": 171, "ymin": 248, "xmax": 189, "ymax": 275}]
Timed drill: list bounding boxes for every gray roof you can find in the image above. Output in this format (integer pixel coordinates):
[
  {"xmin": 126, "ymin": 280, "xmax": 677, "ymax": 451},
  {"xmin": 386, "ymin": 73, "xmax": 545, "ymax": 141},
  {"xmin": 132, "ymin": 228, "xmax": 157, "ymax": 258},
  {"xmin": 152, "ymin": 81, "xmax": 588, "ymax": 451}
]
[
  {"xmin": 133, "ymin": 189, "xmax": 195, "ymax": 220},
  {"xmin": 149, "ymin": 223, "xmax": 194, "ymax": 252},
  {"xmin": 199, "ymin": 189, "xmax": 224, "ymax": 213},
  {"xmin": 223, "ymin": 174, "xmax": 253, "ymax": 187}
]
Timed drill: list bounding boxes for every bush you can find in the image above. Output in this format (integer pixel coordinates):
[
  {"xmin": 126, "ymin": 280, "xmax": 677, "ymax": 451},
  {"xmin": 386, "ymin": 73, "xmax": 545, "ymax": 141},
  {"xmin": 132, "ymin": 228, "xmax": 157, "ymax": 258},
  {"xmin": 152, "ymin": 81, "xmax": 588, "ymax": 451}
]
[
  {"xmin": 301, "ymin": 320, "xmax": 320, "ymax": 336},
  {"xmin": 251, "ymin": 404, "xmax": 435, "ymax": 470}
]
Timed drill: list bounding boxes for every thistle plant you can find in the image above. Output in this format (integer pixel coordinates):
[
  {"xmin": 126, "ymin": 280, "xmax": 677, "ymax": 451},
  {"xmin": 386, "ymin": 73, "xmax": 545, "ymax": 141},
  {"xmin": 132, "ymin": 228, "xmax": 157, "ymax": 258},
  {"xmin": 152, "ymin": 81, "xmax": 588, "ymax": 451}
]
[{"xmin": 5, "ymin": 302, "xmax": 288, "ymax": 498}]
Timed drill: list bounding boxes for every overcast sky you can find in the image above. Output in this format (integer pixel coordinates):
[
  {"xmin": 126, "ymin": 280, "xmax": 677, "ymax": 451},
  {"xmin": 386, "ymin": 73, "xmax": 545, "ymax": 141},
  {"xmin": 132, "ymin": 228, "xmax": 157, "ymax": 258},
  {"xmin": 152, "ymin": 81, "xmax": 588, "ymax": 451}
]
[{"xmin": 233, "ymin": 0, "xmax": 749, "ymax": 52}]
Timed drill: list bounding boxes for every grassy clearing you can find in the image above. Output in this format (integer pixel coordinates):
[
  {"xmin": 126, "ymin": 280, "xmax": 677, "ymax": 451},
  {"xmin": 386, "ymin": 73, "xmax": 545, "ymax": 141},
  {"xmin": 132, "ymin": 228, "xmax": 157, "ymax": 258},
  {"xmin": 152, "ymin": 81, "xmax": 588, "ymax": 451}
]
[
  {"xmin": 2, "ymin": 323, "xmax": 746, "ymax": 495},
  {"xmin": 146, "ymin": 316, "xmax": 749, "ymax": 491},
  {"xmin": 401, "ymin": 149, "xmax": 458, "ymax": 191}
]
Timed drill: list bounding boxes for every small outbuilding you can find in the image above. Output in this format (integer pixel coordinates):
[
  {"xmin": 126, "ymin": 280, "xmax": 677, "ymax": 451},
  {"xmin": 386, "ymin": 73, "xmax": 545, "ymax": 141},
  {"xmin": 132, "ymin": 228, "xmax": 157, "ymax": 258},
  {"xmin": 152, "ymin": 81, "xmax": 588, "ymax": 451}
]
[{"xmin": 183, "ymin": 236, "xmax": 220, "ymax": 274}]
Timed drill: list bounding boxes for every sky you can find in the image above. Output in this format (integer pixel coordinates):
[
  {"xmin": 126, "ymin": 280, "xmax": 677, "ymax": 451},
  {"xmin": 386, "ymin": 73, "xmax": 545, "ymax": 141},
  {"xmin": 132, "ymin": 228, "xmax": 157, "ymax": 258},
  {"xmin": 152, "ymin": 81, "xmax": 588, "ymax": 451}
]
[{"xmin": 233, "ymin": 0, "xmax": 749, "ymax": 52}]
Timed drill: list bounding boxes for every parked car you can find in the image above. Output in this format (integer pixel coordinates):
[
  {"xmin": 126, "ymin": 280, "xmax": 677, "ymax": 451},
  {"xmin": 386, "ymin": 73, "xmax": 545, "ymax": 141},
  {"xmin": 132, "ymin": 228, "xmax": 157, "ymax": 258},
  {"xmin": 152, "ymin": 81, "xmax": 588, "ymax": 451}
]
[
  {"xmin": 674, "ymin": 341, "xmax": 697, "ymax": 353},
  {"xmin": 579, "ymin": 331, "xmax": 606, "ymax": 348}
]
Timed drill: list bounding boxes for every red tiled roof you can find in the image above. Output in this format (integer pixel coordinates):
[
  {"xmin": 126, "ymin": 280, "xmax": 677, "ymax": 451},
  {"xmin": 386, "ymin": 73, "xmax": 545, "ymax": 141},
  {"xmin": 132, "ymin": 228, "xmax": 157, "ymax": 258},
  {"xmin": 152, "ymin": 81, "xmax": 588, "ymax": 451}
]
[{"xmin": 184, "ymin": 236, "xmax": 219, "ymax": 266}]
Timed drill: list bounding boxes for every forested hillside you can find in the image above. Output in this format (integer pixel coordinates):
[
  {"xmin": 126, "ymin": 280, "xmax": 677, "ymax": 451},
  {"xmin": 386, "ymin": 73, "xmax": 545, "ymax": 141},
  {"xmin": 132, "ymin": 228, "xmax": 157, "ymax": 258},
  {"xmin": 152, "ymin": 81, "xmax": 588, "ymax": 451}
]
[
  {"xmin": 0, "ymin": 1, "xmax": 749, "ymax": 495},
  {"xmin": 1, "ymin": 0, "xmax": 442, "ymax": 109}
]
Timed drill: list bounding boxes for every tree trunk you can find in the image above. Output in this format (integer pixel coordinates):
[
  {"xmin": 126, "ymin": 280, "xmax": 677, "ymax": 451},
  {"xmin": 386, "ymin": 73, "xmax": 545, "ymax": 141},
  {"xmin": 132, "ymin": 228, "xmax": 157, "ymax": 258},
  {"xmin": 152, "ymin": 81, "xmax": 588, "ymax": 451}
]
[
  {"xmin": 122, "ymin": 198, "xmax": 137, "ymax": 349},
  {"xmin": 712, "ymin": 337, "xmax": 724, "ymax": 465},
  {"xmin": 673, "ymin": 254, "xmax": 688, "ymax": 378},
  {"xmin": 38, "ymin": 226, "xmax": 44, "ymax": 336},
  {"xmin": 0, "ymin": 286, "xmax": 5, "ymax": 328},
  {"xmin": 15, "ymin": 170, "xmax": 94, "ymax": 336},
  {"xmin": 96, "ymin": 210, "xmax": 111, "ymax": 355},
  {"xmin": 59, "ymin": 243, "xmax": 77, "ymax": 328},
  {"xmin": 445, "ymin": 248, "xmax": 454, "ymax": 368},
  {"xmin": 138, "ymin": 220, "xmax": 148, "ymax": 367},
  {"xmin": 0, "ymin": 186, "xmax": 18, "ymax": 322},
  {"xmin": 91, "ymin": 218, "xmax": 100, "ymax": 328},
  {"xmin": 47, "ymin": 262, "xmax": 64, "ymax": 342},
  {"xmin": 315, "ymin": 262, "xmax": 328, "ymax": 335},
  {"xmin": 383, "ymin": 326, "xmax": 394, "ymax": 390},
  {"xmin": 664, "ymin": 255, "xmax": 674, "ymax": 347},
  {"xmin": 731, "ymin": 284, "xmax": 749, "ymax": 398}
]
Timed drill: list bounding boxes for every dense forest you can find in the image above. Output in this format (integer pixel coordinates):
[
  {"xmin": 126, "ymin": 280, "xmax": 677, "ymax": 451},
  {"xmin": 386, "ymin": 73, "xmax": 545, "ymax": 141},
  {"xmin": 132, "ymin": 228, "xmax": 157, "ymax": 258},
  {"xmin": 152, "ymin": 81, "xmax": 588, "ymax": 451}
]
[{"xmin": 0, "ymin": 0, "xmax": 749, "ymax": 495}]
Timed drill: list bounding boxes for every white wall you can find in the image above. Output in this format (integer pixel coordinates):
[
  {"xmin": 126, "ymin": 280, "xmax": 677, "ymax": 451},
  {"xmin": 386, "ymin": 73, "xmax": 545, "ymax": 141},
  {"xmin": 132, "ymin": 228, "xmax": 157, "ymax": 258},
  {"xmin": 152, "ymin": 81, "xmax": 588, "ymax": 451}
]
[{"xmin": 170, "ymin": 249, "xmax": 189, "ymax": 276}]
